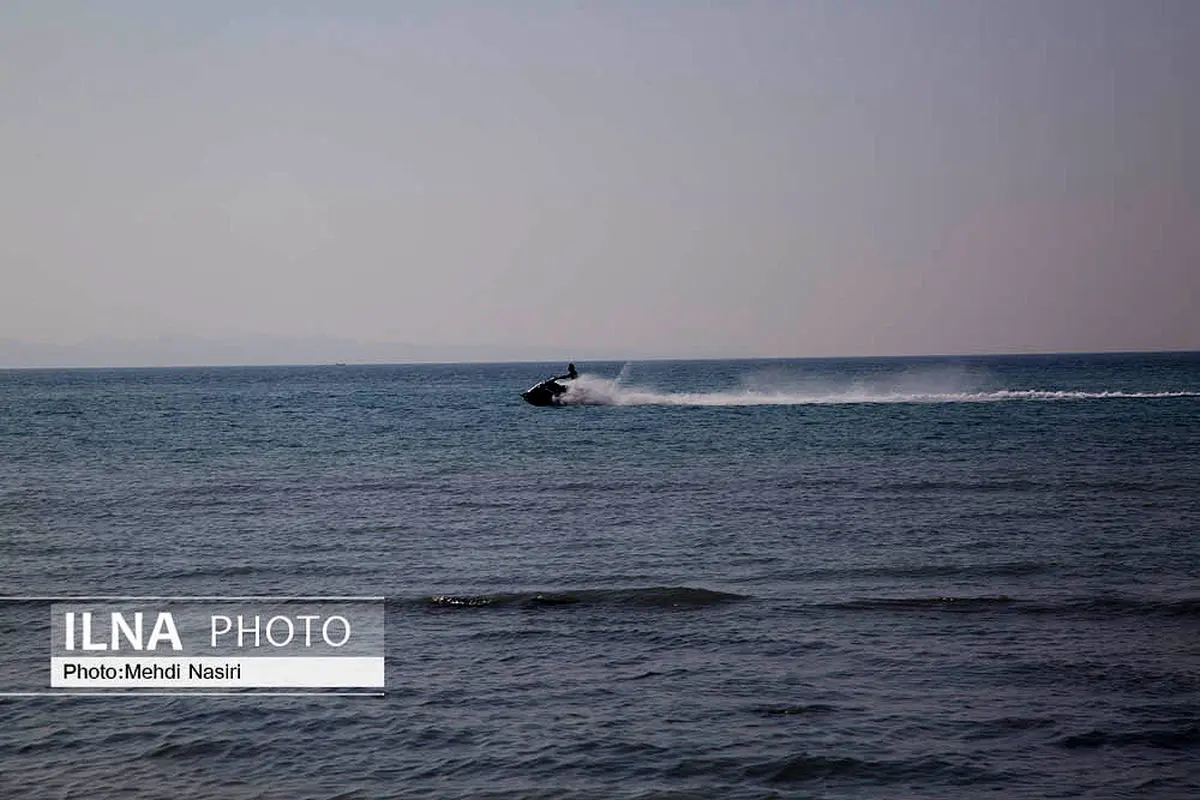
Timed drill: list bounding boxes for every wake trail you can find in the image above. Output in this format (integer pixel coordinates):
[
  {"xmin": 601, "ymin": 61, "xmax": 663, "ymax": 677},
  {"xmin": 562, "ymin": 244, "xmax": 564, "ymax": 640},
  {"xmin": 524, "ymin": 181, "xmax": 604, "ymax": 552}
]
[{"xmin": 559, "ymin": 376, "xmax": 1199, "ymax": 407}]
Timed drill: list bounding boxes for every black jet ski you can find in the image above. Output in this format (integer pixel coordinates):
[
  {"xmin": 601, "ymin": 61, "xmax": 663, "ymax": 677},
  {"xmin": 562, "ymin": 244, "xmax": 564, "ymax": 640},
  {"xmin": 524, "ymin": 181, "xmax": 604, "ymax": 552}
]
[
  {"xmin": 521, "ymin": 378, "xmax": 570, "ymax": 406},
  {"xmin": 522, "ymin": 364, "xmax": 579, "ymax": 406}
]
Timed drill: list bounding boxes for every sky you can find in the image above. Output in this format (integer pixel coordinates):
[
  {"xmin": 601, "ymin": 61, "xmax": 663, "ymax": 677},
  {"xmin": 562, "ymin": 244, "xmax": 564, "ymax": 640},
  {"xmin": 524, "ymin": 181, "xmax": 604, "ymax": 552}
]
[{"xmin": 1, "ymin": 0, "xmax": 1197, "ymax": 366}]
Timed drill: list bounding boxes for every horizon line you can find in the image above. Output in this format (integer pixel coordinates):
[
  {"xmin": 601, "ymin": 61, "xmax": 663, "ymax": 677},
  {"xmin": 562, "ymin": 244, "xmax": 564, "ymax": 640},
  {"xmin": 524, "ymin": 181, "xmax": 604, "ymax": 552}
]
[{"xmin": 1, "ymin": 347, "xmax": 1197, "ymax": 371}]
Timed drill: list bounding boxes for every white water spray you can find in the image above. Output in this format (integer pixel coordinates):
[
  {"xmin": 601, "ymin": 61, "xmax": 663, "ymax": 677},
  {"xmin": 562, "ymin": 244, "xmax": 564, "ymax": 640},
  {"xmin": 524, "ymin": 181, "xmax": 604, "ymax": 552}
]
[{"xmin": 557, "ymin": 370, "xmax": 1198, "ymax": 407}]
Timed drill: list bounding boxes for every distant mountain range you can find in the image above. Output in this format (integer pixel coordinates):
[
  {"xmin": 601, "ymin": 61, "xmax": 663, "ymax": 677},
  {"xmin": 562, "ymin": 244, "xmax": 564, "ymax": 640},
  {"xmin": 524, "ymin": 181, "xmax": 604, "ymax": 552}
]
[{"xmin": 0, "ymin": 335, "xmax": 648, "ymax": 368}]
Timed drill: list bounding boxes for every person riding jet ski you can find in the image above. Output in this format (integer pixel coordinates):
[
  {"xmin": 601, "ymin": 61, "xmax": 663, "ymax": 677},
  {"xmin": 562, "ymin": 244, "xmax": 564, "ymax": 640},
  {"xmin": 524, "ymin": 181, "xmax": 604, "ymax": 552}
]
[{"xmin": 520, "ymin": 363, "xmax": 579, "ymax": 406}]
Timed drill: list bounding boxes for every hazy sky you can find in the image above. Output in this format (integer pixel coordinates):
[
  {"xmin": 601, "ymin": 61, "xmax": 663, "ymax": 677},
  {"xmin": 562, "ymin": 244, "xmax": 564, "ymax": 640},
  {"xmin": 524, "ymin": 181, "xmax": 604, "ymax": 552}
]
[{"xmin": 2, "ymin": 0, "xmax": 1197, "ymax": 364}]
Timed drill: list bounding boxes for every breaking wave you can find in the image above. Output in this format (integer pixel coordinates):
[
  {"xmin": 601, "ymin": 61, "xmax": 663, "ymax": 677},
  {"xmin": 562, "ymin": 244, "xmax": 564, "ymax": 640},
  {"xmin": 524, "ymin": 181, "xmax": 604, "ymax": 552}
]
[{"xmin": 558, "ymin": 372, "xmax": 1199, "ymax": 407}]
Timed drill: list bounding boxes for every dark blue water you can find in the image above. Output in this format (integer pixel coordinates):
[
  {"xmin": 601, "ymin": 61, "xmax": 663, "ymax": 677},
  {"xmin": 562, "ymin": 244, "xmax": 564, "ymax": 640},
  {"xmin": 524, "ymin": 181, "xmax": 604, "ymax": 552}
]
[{"xmin": 2, "ymin": 354, "xmax": 1199, "ymax": 798}]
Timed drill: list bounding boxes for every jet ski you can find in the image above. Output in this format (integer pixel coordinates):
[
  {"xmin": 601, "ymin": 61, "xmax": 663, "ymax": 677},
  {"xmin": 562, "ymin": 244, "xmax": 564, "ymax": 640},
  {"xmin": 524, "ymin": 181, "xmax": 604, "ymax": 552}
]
[
  {"xmin": 521, "ymin": 378, "xmax": 570, "ymax": 406},
  {"xmin": 522, "ymin": 364, "xmax": 579, "ymax": 406}
]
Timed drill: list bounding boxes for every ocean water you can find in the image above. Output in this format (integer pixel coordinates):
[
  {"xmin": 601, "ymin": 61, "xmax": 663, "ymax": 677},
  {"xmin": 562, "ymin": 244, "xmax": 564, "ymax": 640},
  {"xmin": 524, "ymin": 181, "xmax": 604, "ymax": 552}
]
[{"xmin": 1, "ymin": 353, "xmax": 1198, "ymax": 799}]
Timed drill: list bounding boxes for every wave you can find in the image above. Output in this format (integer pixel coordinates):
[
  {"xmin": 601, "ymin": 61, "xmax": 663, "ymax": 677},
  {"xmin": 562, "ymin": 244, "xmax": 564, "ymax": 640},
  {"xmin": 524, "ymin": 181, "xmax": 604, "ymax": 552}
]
[
  {"xmin": 776, "ymin": 561, "xmax": 1050, "ymax": 580},
  {"xmin": 669, "ymin": 752, "xmax": 1002, "ymax": 785},
  {"xmin": 815, "ymin": 595, "xmax": 1200, "ymax": 618},
  {"xmin": 557, "ymin": 374, "xmax": 1199, "ymax": 407},
  {"xmin": 1061, "ymin": 724, "xmax": 1200, "ymax": 750},
  {"xmin": 411, "ymin": 590, "xmax": 1197, "ymax": 620},
  {"xmin": 145, "ymin": 738, "xmax": 248, "ymax": 760},
  {"xmin": 415, "ymin": 586, "xmax": 747, "ymax": 611},
  {"xmin": 1021, "ymin": 596, "xmax": 1200, "ymax": 618},
  {"xmin": 824, "ymin": 596, "xmax": 1018, "ymax": 612},
  {"xmin": 755, "ymin": 703, "xmax": 838, "ymax": 717}
]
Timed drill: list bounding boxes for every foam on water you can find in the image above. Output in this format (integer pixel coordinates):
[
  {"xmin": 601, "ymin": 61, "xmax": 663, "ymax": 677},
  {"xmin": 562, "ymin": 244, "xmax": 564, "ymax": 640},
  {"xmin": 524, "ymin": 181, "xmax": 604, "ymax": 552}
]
[{"xmin": 560, "ymin": 373, "xmax": 1198, "ymax": 407}]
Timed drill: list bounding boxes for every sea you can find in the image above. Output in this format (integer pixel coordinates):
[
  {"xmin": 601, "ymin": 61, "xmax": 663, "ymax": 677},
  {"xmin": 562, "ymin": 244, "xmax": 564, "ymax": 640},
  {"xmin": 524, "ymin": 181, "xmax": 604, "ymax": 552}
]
[{"xmin": 1, "ymin": 352, "xmax": 1198, "ymax": 799}]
